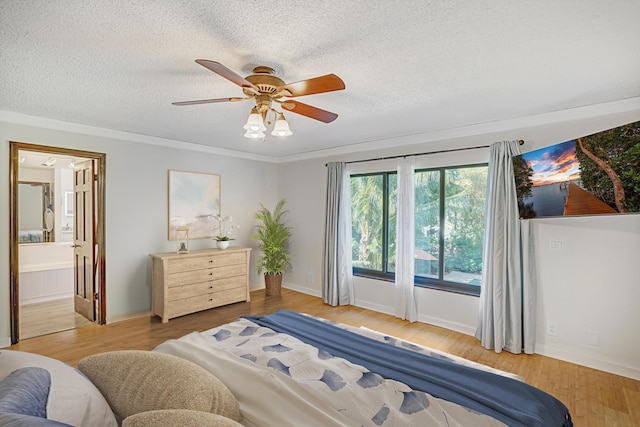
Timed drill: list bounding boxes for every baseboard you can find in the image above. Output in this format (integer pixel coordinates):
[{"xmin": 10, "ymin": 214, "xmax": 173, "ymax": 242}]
[
  {"xmin": 20, "ymin": 292, "xmax": 73, "ymax": 305},
  {"xmin": 106, "ymin": 309, "xmax": 151, "ymax": 324},
  {"xmin": 352, "ymin": 299, "xmax": 394, "ymax": 317},
  {"xmin": 418, "ymin": 314, "xmax": 477, "ymax": 337},
  {"xmin": 535, "ymin": 343, "xmax": 640, "ymax": 381},
  {"xmin": 285, "ymin": 285, "xmax": 477, "ymax": 336},
  {"xmin": 0, "ymin": 336, "xmax": 11, "ymax": 349},
  {"xmin": 274, "ymin": 286, "xmax": 640, "ymax": 380},
  {"xmin": 351, "ymin": 299, "xmax": 477, "ymax": 336},
  {"xmin": 282, "ymin": 282, "xmax": 322, "ymax": 298}
]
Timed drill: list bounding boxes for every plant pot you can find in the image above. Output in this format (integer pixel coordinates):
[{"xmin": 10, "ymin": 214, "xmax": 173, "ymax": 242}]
[
  {"xmin": 216, "ymin": 240, "xmax": 230, "ymax": 250},
  {"xmin": 264, "ymin": 273, "xmax": 282, "ymax": 296}
]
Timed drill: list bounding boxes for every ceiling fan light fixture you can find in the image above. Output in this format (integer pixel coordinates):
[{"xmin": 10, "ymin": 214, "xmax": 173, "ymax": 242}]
[
  {"xmin": 271, "ymin": 112, "xmax": 293, "ymax": 137},
  {"xmin": 244, "ymin": 129, "xmax": 265, "ymax": 139},
  {"xmin": 243, "ymin": 107, "xmax": 266, "ymax": 132}
]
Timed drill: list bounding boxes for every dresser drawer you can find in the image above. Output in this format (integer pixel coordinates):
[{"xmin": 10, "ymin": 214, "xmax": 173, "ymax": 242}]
[
  {"xmin": 167, "ymin": 276, "xmax": 246, "ymax": 301},
  {"xmin": 167, "ymin": 264, "xmax": 247, "ymax": 288},
  {"xmin": 167, "ymin": 287, "xmax": 248, "ymax": 319},
  {"xmin": 167, "ymin": 252, "xmax": 247, "ymax": 273}
]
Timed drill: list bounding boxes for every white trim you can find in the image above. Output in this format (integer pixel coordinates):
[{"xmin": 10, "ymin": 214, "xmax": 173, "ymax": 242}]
[
  {"xmin": 20, "ymin": 292, "xmax": 73, "ymax": 305},
  {"xmin": 0, "ymin": 110, "xmax": 279, "ymax": 163},
  {"xmin": 285, "ymin": 285, "xmax": 640, "ymax": 380},
  {"xmin": 0, "ymin": 337, "xmax": 11, "ymax": 348},
  {"xmin": 106, "ymin": 309, "xmax": 151, "ymax": 324},
  {"xmin": 276, "ymin": 96, "xmax": 640, "ymax": 163},
  {"xmin": 282, "ymin": 282, "xmax": 321, "ymax": 298},
  {"xmin": 3, "ymin": 97, "xmax": 639, "ymax": 165},
  {"xmin": 535, "ymin": 343, "xmax": 640, "ymax": 381}
]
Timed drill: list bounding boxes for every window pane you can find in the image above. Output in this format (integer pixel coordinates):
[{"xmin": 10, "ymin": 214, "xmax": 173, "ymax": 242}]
[
  {"xmin": 387, "ymin": 174, "xmax": 397, "ymax": 272},
  {"xmin": 414, "ymin": 170, "xmax": 440, "ymax": 279},
  {"xmin": 443, "ymin": 167, "xmax": 487, "ymax": 286},
  {"xmin": 351, "ymin": 175, "xmax": 384, "ymax": 271}
]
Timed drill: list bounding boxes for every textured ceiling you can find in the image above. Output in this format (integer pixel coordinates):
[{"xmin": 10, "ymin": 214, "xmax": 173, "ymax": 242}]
[{"xmin": 1, "ymin": 1, "xmax": 639, "ymax": 160}]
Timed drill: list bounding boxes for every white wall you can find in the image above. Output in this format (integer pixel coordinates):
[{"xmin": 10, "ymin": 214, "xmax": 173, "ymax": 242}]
[
  {"xmin": 532, "ymin": 215, "xmax": 640, "ymax": 379},
  {"xmin": 279, "ymin": 108, "xmax": 640, "ymax": 380},
  {"xmin": 1, "ymin": 119, "xmax": 278, "ymax": 346}
]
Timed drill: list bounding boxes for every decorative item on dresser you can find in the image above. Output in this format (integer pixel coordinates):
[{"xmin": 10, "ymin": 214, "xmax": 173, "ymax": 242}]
[
  {"xmin": 212, "ymin": 214, "xmax": 239, "ymax": 250},
  {"xmin": 150, "ymin": 247, "xmax": 251, "ymax": 323},
  {"xmin": 176, "ymin": 226, "xmax": 189, "ymax": 254}
]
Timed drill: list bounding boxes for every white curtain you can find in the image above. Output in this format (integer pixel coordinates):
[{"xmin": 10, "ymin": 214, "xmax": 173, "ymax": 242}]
[
  {"xmin": 322, "ymin": 162, "xmax": 354, "ymax": 306},
  {"xmin": 395, "ymin": 157, "xmax": 417, "ymax": 322},
  {"xmin": 476, "ymin": 140, "xmax": 536, "ymax": 354}
]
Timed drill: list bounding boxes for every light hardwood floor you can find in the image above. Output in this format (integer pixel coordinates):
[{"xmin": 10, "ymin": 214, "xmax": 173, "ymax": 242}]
[
  {"xmin": 19, "ymin": 297, "xmax": 95, "ymax": 339},
  {"xmin": 7, "ymin": 289, "xmax": 640, "ymax": 427}
]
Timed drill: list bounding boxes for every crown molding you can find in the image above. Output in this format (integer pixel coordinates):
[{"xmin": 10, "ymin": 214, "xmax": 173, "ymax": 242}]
[
  {"xmin": 275, "ymin": 96, "xmax": 640, "ymax": 163},
  {"xmin": 3, "ymin": 96, "xmax": 639, "ymax": 165},
  {"xmin": 0, "ymin": 111, "xmax": 279, "ymax": 163}
]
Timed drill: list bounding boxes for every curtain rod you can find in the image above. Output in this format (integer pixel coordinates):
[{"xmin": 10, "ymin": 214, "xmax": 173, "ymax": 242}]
[{"xmin": 326, "ymin": 140, "xmax": 525, "ymax": 166}]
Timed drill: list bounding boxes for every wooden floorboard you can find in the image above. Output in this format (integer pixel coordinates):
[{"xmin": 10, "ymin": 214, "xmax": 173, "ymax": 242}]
[
  {"xmin": 19, "ymin": 297, "xmax": 95, "ymax": 339},
  {"xmin": 6, "ymin": 288, "xmax": 639, "ymax": 427}
]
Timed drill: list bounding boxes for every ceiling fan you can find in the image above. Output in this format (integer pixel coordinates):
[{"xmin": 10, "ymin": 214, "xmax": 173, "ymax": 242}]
[{"xmin": 172, "ymin": 60, "xmax": 345, "ymax": 138}]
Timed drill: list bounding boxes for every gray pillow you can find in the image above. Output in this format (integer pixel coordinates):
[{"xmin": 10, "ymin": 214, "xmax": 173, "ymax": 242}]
[
  {"xmin": 78, "ymin": 351, "xmax": 241, "ymax": 421},
  {"xmin": 123, "ymin": 409, "xmax": 244, "ymax": 427},
  {"xmin": 0, "ymin": 367, "xmax": 50, "ymax": 417}
]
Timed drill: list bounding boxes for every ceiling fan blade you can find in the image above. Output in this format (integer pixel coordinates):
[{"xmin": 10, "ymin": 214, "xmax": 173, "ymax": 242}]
[
  {"xmin": 281, "ymin": 100, "xmax": 338, "ymax": 123},
  {"xmin": 277, "ymin": 74, "xmax": 345, "ymax": 97},
  {"xmin": 172, "ymin": 97, "xmax": 248, "ymax": 106},
  {"xmin": 195, "ymin": 59, "xmax": 259, "ymax": 91}
]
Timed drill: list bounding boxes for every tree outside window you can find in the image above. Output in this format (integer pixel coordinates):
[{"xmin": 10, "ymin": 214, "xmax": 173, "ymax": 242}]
[{"xmin": 351, "ymin": 164, "xmax": 488, "ymax": 295}]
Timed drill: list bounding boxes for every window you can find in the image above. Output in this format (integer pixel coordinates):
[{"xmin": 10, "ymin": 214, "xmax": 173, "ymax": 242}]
[{"xmin": 351, "ymin": 164, "xmax": 488, "ymax": 295}]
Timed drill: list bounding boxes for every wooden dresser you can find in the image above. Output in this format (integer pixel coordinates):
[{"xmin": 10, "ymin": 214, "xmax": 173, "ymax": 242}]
[{"xmin": 150, "ymin": 247, "xmax": 251, "ymax": 323}]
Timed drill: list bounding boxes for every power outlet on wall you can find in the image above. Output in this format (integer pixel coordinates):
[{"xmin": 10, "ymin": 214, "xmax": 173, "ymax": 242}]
[
  {"xmin": 550, "ymin": 240, "xmax": 564, "ymax": 250},
  {"xmin": 305, "ymin": 273, "xmax": 314, "ymax": 283},
  {"xmin": 546, "ymin": 320, "xmax": 558, "ymax": 337}
]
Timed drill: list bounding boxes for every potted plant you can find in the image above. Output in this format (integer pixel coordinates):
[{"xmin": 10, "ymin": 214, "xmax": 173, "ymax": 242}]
[
  {"xmin": 213, "ymin": 215, "xmax": 239, "ymax": 249},
  {"xmin": 252, "ymin": 199, "xmax": 291, "ymax": 296}
]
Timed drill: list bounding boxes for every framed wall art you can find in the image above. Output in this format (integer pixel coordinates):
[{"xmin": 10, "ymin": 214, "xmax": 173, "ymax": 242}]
[
  {"xmin": 168, "ymin": 170, "xmax": 220, "ymax": 240},
  {"xmin": 513, "ymin": 120, "xmax": 639, "ymax": 218}
]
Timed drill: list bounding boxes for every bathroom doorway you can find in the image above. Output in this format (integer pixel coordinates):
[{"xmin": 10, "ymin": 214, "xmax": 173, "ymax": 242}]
[{"xmin": 9, "ymin": 141, "xmax": 106, "ymax": 344}]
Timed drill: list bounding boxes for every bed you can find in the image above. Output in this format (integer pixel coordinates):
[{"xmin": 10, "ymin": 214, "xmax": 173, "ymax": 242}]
[{"xmin": 154, "ymin": 309, "xmax": 572, "ymax": 427}]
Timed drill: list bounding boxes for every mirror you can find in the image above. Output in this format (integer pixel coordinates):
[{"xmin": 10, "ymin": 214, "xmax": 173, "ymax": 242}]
[{"xmin": 18, "ymin": 181, "xmax": 54, "ymax": 243}]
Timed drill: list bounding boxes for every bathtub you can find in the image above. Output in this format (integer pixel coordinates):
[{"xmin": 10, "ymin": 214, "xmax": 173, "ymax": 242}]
[{"xmin": 19, "ymin": 242, "xmax": 74, "ymax": 304}]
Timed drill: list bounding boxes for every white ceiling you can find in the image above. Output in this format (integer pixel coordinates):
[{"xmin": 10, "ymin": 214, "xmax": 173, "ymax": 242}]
[{"xmin": 2, "ymin": 1, "xmax": 639, "ymax": 160}]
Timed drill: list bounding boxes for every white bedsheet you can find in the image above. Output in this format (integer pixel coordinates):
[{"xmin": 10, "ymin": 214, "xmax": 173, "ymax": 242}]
[{"xmin": 155, "ymin": 332, "xmax": 356, "ymax": 427}]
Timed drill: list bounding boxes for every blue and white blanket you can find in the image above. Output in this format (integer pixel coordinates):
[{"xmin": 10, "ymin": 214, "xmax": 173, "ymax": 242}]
[
  {"xmin": 155, "ymin": 314, "xmax": 533, "ymax": 426},
  {"xmin": 247, "ymin": 310, "xmax": 572, "ymax": 427}
]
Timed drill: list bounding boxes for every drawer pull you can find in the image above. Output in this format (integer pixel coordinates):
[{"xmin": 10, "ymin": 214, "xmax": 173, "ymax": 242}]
[
  {"xmin": 209, "ymin": 286, "xmax": 213, "ymax": 289},
  {"xmin": 209, "ymin": 273, "xmax": 213, "ymax": 275},
  {"xmin": 209, "ymin": 260, "xmax": 213, "ymax": 263},
  {"xmin": 209, "ymin": 298, "xmax": 213, "ymax": 302}
]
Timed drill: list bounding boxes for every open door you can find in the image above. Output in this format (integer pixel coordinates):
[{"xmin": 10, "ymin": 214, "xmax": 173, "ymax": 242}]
[
  {"xmin": 73, "ymin": 160, "xmax": 96, "ymax": 321},
  {"xmin": 9, "ymin": 141, "xmax": 106, "ymax": 344}
]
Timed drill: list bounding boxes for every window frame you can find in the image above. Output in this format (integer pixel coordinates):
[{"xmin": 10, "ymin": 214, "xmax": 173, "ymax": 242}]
[{"xmin": 351, "ymin": 163, "xmax": 488, "ymax": 297}]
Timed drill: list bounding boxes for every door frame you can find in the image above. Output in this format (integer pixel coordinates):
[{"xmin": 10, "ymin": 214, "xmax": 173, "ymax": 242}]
[{"xmin": 9, "ymin": 141, "xmax": 107, "ymax": 344}]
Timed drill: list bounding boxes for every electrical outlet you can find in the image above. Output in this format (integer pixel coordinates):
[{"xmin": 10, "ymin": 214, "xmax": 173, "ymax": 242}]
[
  {"xmin": 550, "ymin": 240, "xmax": 563, "ymax": 250},
  {"xmin": 587, "ymin": 330, "xmax": 600, "ymax": 346},
  {"xmin": 546, "ymin": 320, "xmax": 558, "ymax": 336},
  {"xmin": 305, "ymin": 273, "xmax": 314, "ymax": 283}
]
